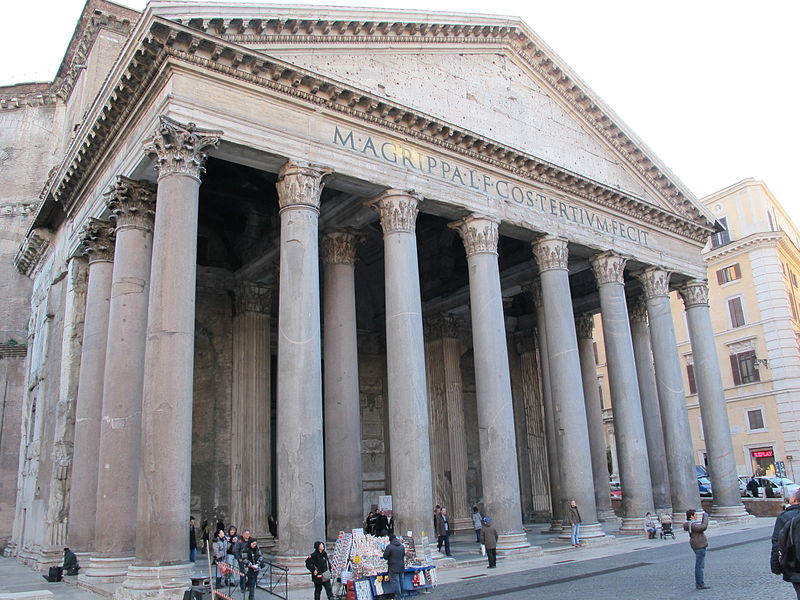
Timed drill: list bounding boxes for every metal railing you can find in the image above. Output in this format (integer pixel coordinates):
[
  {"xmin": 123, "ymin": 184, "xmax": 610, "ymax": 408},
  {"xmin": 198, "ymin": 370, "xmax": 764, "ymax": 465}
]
[{"xmin": 256, "ymin": 559, "xmax": 289, "ymax": 600}]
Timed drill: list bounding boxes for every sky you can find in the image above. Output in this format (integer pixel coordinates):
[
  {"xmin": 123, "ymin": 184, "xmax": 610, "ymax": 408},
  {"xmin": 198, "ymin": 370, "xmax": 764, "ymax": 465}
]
[{"xmin": 2, "ymin": 0, "xmax": 798, "ymax": 224}]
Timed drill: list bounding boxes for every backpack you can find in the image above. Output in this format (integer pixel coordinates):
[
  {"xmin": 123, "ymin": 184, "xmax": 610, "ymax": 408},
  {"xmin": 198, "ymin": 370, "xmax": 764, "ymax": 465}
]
[{"xmin": 779, "ymin": 515, "xmax": 800, "ymax": 573}]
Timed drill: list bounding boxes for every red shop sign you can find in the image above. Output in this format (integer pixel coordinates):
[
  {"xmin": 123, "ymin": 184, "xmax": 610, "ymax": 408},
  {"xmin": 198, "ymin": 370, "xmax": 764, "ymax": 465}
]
[{"xmin": 753, "ymin": 450, "xmax": 774, "ymax": 458}]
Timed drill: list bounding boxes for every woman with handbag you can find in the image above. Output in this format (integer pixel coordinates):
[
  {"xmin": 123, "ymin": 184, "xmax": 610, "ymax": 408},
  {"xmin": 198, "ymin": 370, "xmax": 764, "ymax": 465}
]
[
  {"xmin": 242, "ymin": 538, "xmax": 263, "ymax": 600},
  {"xmin": 305, "ymin": 541, "xmax": 334, "ymax": 600}
]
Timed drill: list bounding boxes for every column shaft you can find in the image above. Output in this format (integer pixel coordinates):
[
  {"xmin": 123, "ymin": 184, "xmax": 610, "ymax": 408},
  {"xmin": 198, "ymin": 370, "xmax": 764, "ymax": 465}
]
[
  {"xmin": 637, "ymin": 268, "xmax": 700, "ymax": 519},
  {"xmin": 89, "ymin": 178, "xmax": 156, "ymax": 582},
  {"xmin": 575, "ymin": 316, "xmax": 616, "ymax": 521},
  {"xmin": 680, "ymin": 281, "xmax": 749, "ymax": 519},
  {"xmin": 369, "ymin": 190, "xmax": 433, "ymax": 543},
  {"xmin": 67, "ymin": 219, "xmax": 115, "ymax": 553},
  {"xmin": 323, "ymin": 232, "xmax": 363, "ymax": 535},
  {"xmin": 590, "ymin": 253, "xmax": 653, "ymax": 533},
  {"xmin": 424, "ymin": 337, "xmax": 452, "ymax": 512},
  {"xmin": 629, "ymin": 299, "xmax": 672, "ymax": 511}
]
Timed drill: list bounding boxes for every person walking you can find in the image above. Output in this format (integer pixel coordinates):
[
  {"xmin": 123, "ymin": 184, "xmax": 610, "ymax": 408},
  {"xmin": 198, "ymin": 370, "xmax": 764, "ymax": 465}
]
[
  {"xmin": 683, "ymin": 509, "xmax": 710, "ymax": 590},
  {"xmin": 771, "ymin": 491, "xmax": 800, "ymax": 597},
  {"xmin": 644, "ymin": 512, "xmax": 657, "ymax": 539},
  {"xmin": 189, "ymin": 516, "xmax": 197, "ymax": 562},
  {"xmin": 472, "ymin": 506, "xmax": 483, "ymax": 544},
  {"xmin": 480, "ymin": 517, "xmax": 498, "ymax": 568},
  {"xmin": 212, "ymin": 529, "xmax": 228, "ymax": 588},
  {"xmin": 305, "ymin": 541, "xmax": 334, "ymax": 600},
  {"xmin": 568, "ymin": 501, "xmax": 582, "ymax": 547},
  {"xmin": 241, "ymin": 538, "xmax": 263, "ymax": 600},
  {"xmin": 383, "ymin": 534, "xmax": 406, "ymax": 599},
  {"xmin": 434, "ymin": 507, "xmax": 452, "ymax": 556}
]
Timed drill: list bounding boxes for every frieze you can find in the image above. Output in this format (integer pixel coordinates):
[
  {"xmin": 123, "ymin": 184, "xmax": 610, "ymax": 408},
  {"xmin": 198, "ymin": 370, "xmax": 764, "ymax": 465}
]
[
  {"xmin": 449, "ymin": 214, "xmax": 499, "ymax": 256},
  {"xmin": 575, "ymin": 313, "xmax": 595, "ymax": 340},
  {"xmin": 636, "ymin": 267, "xmax": 672, "ymax": 299},
  {"xmin": 531, "ymin": 236, "xmax": 569, "ymax": 272},
  {"xmin": 367, "ymin": 190, "xmax": 420, "ymax": 235},
  {"xmin": 105, "ymin": 176, "xmax": 156, "ymax": 231},
  {"xmin": 144, "ymin": 116, "xmax": 222, "ymax": 180},
  {"xmin": 80, "ymin": 218, "xmax": 116, "ymax": 264},
  {"xmin": 678, "ymin": 280, "xmax": 710, "ymax": 308},
  {"xmin": 589, "ymin": 251, "xmax": 629, "ymax": 286},
  {"xmin": 276, "ymin": 160, "xmax": 332, "ymax": 211},
  {"xmin": 321, "ymin": 230, "xmax": 362, "ymax": 265}
]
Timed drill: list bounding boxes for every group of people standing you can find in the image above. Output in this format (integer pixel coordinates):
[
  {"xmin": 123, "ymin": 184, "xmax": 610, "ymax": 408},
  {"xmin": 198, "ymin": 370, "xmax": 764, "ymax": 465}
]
[
  {"xmin": 210, "ymin": 525, "xmax": 264, "ymax": 600},
  {"xmin": 365, "ymin": 510, "xmax": 394, "ymax": 536}
]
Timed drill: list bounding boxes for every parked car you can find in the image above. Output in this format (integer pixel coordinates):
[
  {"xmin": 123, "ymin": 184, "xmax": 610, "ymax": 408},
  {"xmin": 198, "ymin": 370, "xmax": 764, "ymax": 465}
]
[
  {"xmin": 759, "ymin": 476, "xmax": 800, "ymax": 498},
  {"xmin": 698, "ymin": 476, "xmax": 713, "ymax": 497},
  {"xmin": 738, "ymin": 476, "xmax": 749, "ymax": 497},
  {"xmin": 609, "ymin": 481, "xmax": 622, "ymax": 499}
]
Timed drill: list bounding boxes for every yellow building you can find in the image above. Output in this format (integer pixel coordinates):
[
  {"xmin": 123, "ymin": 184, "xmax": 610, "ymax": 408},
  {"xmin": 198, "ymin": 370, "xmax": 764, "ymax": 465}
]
[{"xmin": 598, "ymin": 178, "xmax": 800, "ymax": 485}]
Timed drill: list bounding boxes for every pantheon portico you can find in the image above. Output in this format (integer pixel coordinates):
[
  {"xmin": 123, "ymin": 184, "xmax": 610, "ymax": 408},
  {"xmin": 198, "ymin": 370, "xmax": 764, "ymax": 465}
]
[{"xmin": 4, "ymin": 2, "xmax": 749, "ymax": 598}]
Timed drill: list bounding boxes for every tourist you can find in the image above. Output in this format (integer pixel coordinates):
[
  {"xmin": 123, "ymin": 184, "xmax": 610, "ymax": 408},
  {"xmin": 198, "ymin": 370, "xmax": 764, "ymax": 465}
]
[
  {"xmin": 375, "ymin": 510, "xmax": 390, "ymax": 536},
  {"xmin": 383, "ymin": 534, "xmax": 406, "ymax": 599},
  {"xmin": 472, "ymin": 506, "xmax": 483, "ymax": 543},
  {"xmin": 770, "ymin": 490, "xmax": 800, "ymax": 597},
  {"xmin": 241, "ymin": 538, "xmax": 263, "ymax": 600},
  {"xmin": 236, "ymin": 529, "xmax": 253, "ymax": 591},
  {"xmin": 683, "ymin": 509, "xmax": 710, "ymax": 590},
  {"xmin": 189, "ymin": 516, "xmax": 197, "ymax": 562},
  {"xmin": 480, "ymin": 517, "xmax": 498, "ymax": 568},
  {"xmin": 644, "ymin": 512, "xmax": 657, "ymax": 539},
  {"xmin": 212, "ymin": 529, "xmax": 227, "ymax": 588},
  {"xmin": 365, "ymin": 511, "xmax": 376, "ymax": 535},
  {"xmin": 747, "ymin": 475, "xmax": 760, "ymax": 498},
  {"xmin": 434, "ymin": 507, "xmax": 452, "ymax": 556},
  {"xmin": 568, "ymin": 501, "xmax": 582, "ymax": 547},
  {"xmin": 224, "ymin": 526, "xmax": 239, "ymax": 587},
  {"xmin": 215, "ymin": 519, "xmax": 225, "ymax": 536},
  {"xmin": 201, "ymin": 519, "xmax": 210, "ymax": 553},
  {"xmin": 268, "ymin": 514, "xmax": 278, "ymax": 538},
  {"xmin": 305, "ymin": 541, "xmax": 334, "ymax": 600},
  {"xmin": 62, "ymin": 547, "xmax": 79, "ymax": 576}
]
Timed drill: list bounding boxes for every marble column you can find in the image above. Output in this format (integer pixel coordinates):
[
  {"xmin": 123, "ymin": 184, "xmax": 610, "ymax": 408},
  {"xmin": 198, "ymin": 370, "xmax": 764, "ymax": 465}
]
[
  {"xmin": 629, "ymin": 298, "xmax": 672, "ymax": 512},
  {"xmin": 275, "ymin": 161, "xmax": 329, "ymax": 560},
  {"xmin": 322, "ymin": 231, "xmax": 363, "ymax": 536},
  {"xmin": 530, "ymin": 283, "xmax": 563, "ymax": 532},
  {"xmin": 67, "ymin": 218, "xmax": 115, "ymax": 554},
  {"xmin": 368, "ymin": 190, "xmax": 433, "ymax": 545},
  {"xmin": 424, "ymin": 319, "xmax": 453, "ymax": 514},
  {"xmin": 516, "ymin": 331, "xmax": 552, "ymax": 522},
  {"xmin": 86, "ymin": 177, "xmax": 156, "ymax": 583},
  {"xmin": 590, "ymin": 252, "xmax": 654, "ymax": 533},
  {"xmin": 231, "ymin": 282, "xmax": 272, "ymax": 538},
  {"xmin": 636, "ymin": 267, "xmax": 699, "ymax": 520},
  {"xmin": 531, "ymin": 236, "xmax": 604, "ymax": 540},
  {"xmin": 119, "ymin": 117, "xmax": 220, "ymax": 599},
  {"xmin": 575, "ymin": 315, "xmax": 616, "ymax": 522},
  {"xmin": 451, "ymin": 214, "xmax": 527, "ymax": 549},
  {"xmin": 679, "ymin": 280, "xmax": 749, "ymax": 520}
]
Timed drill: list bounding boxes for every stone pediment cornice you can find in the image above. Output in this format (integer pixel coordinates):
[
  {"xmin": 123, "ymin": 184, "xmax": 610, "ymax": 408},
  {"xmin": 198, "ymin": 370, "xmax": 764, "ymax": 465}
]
[
  {"xmin": 33, "ymin": 13, "xmax": 714, "ymax": 247},
  {"xmin": 703, "ymin": 231, "xmax": 784, "ymax": 262}
]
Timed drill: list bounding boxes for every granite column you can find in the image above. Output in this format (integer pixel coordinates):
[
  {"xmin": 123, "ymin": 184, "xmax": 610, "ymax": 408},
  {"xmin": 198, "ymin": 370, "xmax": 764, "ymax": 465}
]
[
  {"xmin": 322, "ymin": 231, "xmax": 363, "ymax": 536},
  {"xmin": 119, "ymin": 117, "xmax": 220, "ymax": 599},
  {"xmin": 67, "ymin": 219, "xmax": 115, "ymax": 554},
  {"xmin": 679, "ymin": 280, "xmax": 749, "ymax": 520},
  {"xmin": 368, "ymin": 190, "xmax": 433, "ymax": 544}
]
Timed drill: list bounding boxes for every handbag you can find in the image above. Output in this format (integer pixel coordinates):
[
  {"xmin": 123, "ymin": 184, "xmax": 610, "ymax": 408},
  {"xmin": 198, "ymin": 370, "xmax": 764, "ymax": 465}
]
[{"xmin": 320, "ymin": 570, "xmax": 331, "ymax": 582}]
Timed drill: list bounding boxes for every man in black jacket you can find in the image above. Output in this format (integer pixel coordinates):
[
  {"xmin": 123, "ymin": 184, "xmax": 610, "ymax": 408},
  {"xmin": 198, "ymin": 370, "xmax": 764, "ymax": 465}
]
[
  {"xmin": 383, "ymin": 534, "xmax": 406, "ymax": 599},
  {"xmin": 771, "ymin": 491, "xmax": 800, "ymax": 598}
]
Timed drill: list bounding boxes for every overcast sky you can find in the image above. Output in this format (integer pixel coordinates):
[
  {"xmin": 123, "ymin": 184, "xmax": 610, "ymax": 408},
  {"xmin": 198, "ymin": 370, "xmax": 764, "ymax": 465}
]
[{"xmin": 3, "ymin": 0, "xmax": 798, "ymax": 224}]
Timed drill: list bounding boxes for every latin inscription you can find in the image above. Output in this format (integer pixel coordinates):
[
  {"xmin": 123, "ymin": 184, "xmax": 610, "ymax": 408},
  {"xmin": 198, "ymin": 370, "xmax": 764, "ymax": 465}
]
[{"xmin": 333, "ymin": 127, "xmax": 650, "ymax": 247}]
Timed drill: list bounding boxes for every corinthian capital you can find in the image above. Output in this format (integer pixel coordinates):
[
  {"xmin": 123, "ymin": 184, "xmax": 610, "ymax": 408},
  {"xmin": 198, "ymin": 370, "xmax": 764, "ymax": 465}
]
[
  {"xmin": 144, "ymin": 116, "xmax": 222, "ymax": 180},
  {"xmin": 678, "ymin": 279, "xmax": 710, "ymax": 308},
  {"xmin": 80, "ymin": 218, "xmax": 116, "ymax": 264},
  {"xmin": 629, "ymin": 297, "xmax": 648, "ymax": 324},
  {"xmin": 276, "ymin": 160, "xmax": 332, "ymax": 211},
  {"xmin": 321, "ymin": 230, "xmax": 362, "ymax": 266},
  {"xmin": 367, "ymin": 189, "xmax": 421, "ymax": 235},
  {"xmin": 636, "ymin": 267, "xmax": 671, "ymax": 299},
  {"xmin": 424, "ymin": 313, "xmax": 462, "ymax": 340},
  {"xmin": 575, "ymin": 313, "xmax": 595, "ymax": 340},
  {"xmin": 105, "ymin": 176, "xmax": 157, "ymax": 231},
  {"xmin": 590, "ymin": 251, "xmax": 629, "ymax": 286},
  {"xmin": 449, "ymin": 214, "xmax": 499, "ymax": 256},
  {"xmin": 235, "ymin": 282, "xmax": 272, "ymax": 314},
  {"xmin": 531, "ymin": 236, "xmax": 569, "ymax": 272}
]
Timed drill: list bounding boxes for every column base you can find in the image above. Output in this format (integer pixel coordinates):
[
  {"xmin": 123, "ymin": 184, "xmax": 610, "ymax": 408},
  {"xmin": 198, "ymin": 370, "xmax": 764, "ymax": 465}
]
[
  {"xmin": 496, "ymin": 532, "xmax": 530, "ymax": 552},
  {"xmin": 617, "ymin": 516, "xmax": 646, "ymax": 536},
  {"xmin": 596, "ymin": 508, "xmax": 618, "ymax": 522},
  {"xmin": 541, "ymin": 519, "xmax": 563, "ymax": 534},
  {"xmin": 115, "ymin": 563, "xmax": 192, "ymax": 599},
  {"xmin": 710, "ymin": 504, "xmax": 755, "ymax": 522},
  {"xmin": 81, "ymin": 555, "xmax": 135, "ymax": 583},
  {"xmin": 3, "ymin": 540, "xmax": 18, "ymax": 558},
  {"xmin": 556, "ymin": 522, "xmax": 610, "ymax": 545}
]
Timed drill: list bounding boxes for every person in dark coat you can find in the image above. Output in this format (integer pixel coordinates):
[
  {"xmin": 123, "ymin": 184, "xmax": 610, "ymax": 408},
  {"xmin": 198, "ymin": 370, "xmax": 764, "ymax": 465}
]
[
  {"xmin": 383, "ymin": 534, "xmax": 406, "ymax": 599},
  {"xmin": 375, "ymin": 510, "xmax": 390, "ymax": 536},
  {"xmin": 568, "ymin": 501, "xmax": 582, "ymax": 547},
  {"xmin": 235, "ymin": 530, "xmax": 252, "ymax": 591},
  {"xmin": 365, "ymin": 511, "xmax": 376, "ymax": 535},
  {"xmin": 771, "ymin": 491, "xmax": 800, "ymax": 598},
  {"xmin": 480, "ymin": 517, "xmax": 498, "ymax": 568},
  {"xmin": 434, "ymin": 507, "xmax": 452, "ymax": 556},
  {"xmin": 268, "ymin": 515, "xmax": 278, "ymax": 539},
  {"xmin": 189, "ymin": 516, "xmax": 197, "ymax": 562},
  {"xmin": 241, "ymin": 539, "xmax": 263, "ymax": 600},
  {"xmin": 224, "ymin": 526, "xmax": 239, "ymax": 587},
  {"xmin": 305, "ymin": 541, "xmax": 334, "ymax": 600},
  {"xmin": 683, "ymin": 509, "xmax": 710, "ymax": 590},
  {"xmin": 747, "ymin": 475, "xmax": 760, "ymax": 498},
  {"xmin": 63, "ymin": 547, "xmax": 79, "ymax": 576}
]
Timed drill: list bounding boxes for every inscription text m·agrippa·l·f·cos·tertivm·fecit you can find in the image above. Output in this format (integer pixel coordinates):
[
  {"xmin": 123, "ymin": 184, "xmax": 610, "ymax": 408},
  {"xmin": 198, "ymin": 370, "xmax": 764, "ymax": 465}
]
[{"xmin": 332, "ymin": 126, "xmax": 651, "ymax": 247}]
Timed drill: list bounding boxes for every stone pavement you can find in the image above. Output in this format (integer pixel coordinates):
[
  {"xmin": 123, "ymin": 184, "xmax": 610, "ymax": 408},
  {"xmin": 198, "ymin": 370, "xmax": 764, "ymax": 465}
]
[{"xmin": 0, "ymin": 517, "xmax": 777, "ymax": 600}]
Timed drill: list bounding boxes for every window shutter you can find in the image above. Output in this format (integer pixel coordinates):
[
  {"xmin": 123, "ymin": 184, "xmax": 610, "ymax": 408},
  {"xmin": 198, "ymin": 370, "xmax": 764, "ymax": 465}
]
[
  {"xmin": 733, "ymin": 263, "xmax": 741, "ymax": 279},
  {"xmin": 716, "ymin": 269, "xmax": 725, "ymax": 285},
  {"xmin": 730, "ymin": 354, "xmax": 742, "ymax": 386},
  {"xmin": 687, "ymin": 364, "xmax": 696, "ymax": 394}
]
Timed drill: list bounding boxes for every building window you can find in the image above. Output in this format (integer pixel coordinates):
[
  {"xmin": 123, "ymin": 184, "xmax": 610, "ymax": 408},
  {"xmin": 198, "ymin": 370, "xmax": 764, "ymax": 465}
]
[
  {"xmin": 711, "ymin": 217, "xmax": 730, "ymax": 248},
  {"xmin": 730, "ymin": 350, "xmax": 761, "ymax": 385},
  {"xmin": 593, "ymin": 341, "xmax": 599, "ymax": 365},
  {"xmin": 716, "ymin": 263, "xmax": 742, "ymax": 285},
  {"xmin": 745, "ymin": 408, "xmax": 766, "ymax": 432},
  {"xmin": 686, "ymin": 363, "xmax": 697, "ymax": 394},
  {"xmin": 728, "ymin": 296, "xmax": 746, "ymax": 328}
]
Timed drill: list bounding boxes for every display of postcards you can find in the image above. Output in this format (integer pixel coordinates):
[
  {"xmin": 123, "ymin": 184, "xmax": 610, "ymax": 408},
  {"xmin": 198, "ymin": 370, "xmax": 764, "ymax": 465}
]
[
  {"xmin": 420, "ymin": 535, "xmax": 433, "ymax": 565},
  {"xmin": 401, "ymin": 536, "xmax": 417, "ymax": 566},
  {"xmin": 424, "ymin": 567, "xmax": 438, "ymax": 586},
  {"xmin": 330, "ymin": 531, "xmax": 353, "ymax": 576}
]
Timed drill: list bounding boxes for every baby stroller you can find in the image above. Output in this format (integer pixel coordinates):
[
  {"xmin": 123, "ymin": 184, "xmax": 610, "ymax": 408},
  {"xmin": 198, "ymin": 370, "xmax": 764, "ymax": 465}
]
[{"xmin": 659, "ymin": 514, "xmax": 675, "ymax": 539}]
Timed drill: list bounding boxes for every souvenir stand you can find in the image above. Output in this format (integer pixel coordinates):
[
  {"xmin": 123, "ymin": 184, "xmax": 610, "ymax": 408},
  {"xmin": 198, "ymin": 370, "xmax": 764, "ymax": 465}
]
[{"xmin": 331, "ymin": 529, "xmax": 436, "ymax": 600}]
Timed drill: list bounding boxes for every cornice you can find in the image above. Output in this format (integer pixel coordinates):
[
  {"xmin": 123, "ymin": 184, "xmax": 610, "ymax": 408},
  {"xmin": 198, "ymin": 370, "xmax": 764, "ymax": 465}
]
[
  {"xmin": 703, "ymin": 231, "xmax": 785, "ymax": 262},
  {"xmin": 33, "ymin": 14, "xmax": 714, "ymax": 246},
  {"xmin": 14, "ymin": 228, "xmax": 52, "ymax": 278}
]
